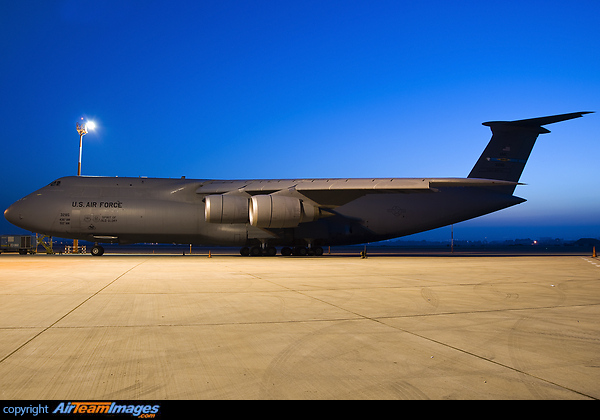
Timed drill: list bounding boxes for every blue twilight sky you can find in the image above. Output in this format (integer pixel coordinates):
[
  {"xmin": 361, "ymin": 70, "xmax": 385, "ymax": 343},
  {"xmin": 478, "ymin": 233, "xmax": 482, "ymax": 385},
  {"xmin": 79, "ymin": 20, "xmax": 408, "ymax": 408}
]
[{"xmin": 1, "ymin": 0, "xmax": 598, "ymax": 241}]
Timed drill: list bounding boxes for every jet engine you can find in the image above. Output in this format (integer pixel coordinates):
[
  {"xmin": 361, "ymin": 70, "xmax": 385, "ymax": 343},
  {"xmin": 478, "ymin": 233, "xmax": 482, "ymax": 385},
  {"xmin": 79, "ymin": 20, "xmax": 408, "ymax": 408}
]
[
  {"xmin": 249, "ymin": 195, "xmax": 319, "ymax": 228},
  {"xmin": 204, "ymin": 194, "xmax": 249, "ymax": 224}
]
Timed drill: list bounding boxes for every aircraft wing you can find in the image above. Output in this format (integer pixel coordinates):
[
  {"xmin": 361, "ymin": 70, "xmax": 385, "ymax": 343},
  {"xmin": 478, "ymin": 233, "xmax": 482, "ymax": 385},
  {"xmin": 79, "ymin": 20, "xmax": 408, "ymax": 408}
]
[{"xmin": 196, "ymin": 177, "xmax": 519, "ymax": 208}]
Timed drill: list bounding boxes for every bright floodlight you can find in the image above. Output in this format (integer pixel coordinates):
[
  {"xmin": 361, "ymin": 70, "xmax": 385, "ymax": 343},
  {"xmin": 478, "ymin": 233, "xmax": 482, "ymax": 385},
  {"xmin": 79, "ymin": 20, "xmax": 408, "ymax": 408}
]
[{"xmin": 85, "ymin": 121, "xmax": 96, "ymax": 131}]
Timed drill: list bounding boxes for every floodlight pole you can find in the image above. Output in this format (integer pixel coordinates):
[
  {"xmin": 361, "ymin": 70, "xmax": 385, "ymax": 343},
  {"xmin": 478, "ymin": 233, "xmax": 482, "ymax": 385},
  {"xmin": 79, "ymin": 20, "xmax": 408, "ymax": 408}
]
[
  {"xmin": 73, "ymin": 121, "xmax": 88, "ymax": 253},
  {"xmin": 76, "ymin": 121, "xmax": 88, "ymax": 176}
]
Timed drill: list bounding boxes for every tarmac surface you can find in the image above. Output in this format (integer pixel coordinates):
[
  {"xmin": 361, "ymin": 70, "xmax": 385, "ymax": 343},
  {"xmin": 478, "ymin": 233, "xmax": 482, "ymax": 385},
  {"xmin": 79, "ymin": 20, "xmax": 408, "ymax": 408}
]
[{"xmin": 1, "ymin": 248, "xmax": 599, "ymax": 400}]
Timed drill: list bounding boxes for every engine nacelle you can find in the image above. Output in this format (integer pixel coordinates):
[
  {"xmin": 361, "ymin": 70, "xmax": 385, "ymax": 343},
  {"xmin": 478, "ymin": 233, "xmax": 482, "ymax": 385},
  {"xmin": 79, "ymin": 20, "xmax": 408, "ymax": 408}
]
[
  {"xmin": 249, "ymin": 195, "xmax": 319, "ymax": 228},
  {"xmin": 204, "ymin": 194, "xmax": 249, "ymax": 224}
]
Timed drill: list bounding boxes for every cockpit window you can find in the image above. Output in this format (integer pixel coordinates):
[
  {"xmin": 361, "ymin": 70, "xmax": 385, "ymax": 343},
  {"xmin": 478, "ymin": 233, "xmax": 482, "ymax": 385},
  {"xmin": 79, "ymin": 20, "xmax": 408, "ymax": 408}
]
[{"xmin": 49, "ymin": 180, "xmax": 61, "ymax": 187}]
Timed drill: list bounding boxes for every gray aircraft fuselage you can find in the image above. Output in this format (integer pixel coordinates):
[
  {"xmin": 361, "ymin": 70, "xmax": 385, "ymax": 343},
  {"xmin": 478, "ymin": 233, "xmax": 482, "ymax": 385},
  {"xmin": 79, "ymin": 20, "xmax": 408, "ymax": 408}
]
[
  {"xmin": 4, "ymin": 175, "xmax": 523, "ymax": 245},
  {"xmin": 4, "ymin": 112, "xmax": 592, "ymax": 256}
]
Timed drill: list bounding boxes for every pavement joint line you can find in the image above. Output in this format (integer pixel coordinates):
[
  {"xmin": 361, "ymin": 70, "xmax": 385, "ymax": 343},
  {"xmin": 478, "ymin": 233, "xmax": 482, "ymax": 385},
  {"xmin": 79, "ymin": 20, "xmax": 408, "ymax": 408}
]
[
  {"xmin": 0, "ymin": 259, "xmax": 148, "ymax": 365},
  {"xmin": 4, "ymin": 302, "xmax": 598, "ymax": 330},
  {"xmin": 372, "ymin": 317, "xmax": 598, "ymax": 400},
  {"xmin": 259, "ymin": 274, "xmax": 600, "ymax": 400},
  {"xmin": 249, "ymin": 271, "xmax": 600, "ymax": 400}
]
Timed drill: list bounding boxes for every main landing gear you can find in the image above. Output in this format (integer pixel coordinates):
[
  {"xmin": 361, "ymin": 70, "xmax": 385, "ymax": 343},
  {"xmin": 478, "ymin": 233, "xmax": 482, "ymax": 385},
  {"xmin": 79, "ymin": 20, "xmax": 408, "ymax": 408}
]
[
  {"xmin": 239, "ymin": 245, "xmax": 324, "ymax": 257},
  {"xmin": 240, "ymin": 245, "xmax": 276, "ymax": 257}
]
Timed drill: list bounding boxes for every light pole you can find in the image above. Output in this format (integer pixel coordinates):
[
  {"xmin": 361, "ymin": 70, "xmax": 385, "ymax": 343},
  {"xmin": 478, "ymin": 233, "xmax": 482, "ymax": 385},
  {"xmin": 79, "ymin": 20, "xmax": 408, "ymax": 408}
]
[
  {"xmin": 74, "ymin": 118, "xmax": 95, "ymax": 253},
  {"xmin": 76, "ymin": 119, "xmax": 95, "ymax": 175}
]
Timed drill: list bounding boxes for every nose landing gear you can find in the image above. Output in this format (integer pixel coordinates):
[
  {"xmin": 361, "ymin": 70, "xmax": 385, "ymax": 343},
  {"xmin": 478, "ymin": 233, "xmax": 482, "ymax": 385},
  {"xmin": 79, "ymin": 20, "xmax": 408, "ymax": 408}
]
[{"xmin": 90, "ymin": 244, "xmax": 105, "ymax": 256}]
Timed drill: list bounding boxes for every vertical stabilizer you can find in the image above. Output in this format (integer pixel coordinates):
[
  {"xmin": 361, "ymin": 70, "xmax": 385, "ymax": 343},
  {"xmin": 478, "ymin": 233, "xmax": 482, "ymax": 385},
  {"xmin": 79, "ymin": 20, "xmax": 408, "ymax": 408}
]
[{"xmin": 468, "ymin": 112, "xmax": 592, "ymax": 192}]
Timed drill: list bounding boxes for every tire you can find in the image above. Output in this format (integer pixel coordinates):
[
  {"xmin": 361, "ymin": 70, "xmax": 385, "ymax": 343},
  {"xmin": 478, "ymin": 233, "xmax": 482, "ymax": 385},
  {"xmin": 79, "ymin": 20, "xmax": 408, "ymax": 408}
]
[
  {"xmin": 293, "ymin": 246, "xmax": 307, "ymax": 256},
  {"xmin": 91, "ymin": 245, "xmax": 104, "ymax": 256}
]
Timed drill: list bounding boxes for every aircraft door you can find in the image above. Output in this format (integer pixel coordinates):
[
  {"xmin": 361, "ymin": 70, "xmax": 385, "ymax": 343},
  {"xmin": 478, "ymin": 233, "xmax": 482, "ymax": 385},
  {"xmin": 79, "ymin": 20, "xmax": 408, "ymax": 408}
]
[{"xmin": 68, "ymin": 208, "xmax": 81, "ymax": 233}]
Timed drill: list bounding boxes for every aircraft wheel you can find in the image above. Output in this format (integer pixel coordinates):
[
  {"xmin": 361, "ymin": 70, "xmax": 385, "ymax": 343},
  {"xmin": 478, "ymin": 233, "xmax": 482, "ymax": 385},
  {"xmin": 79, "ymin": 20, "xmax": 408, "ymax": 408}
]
[
  {"xmin": 250, "ymin": 246, "xmax": 263, "ymax": 257},
  {"xmin": 240, "ymin": 247, "xmax": 250, "ymax": 256},
  {"xmin": 314, "ymin": 246, "xmax": 324, "ymax": 256},
  {"xmin": 293, "ymin": 246, "xmax": 307, "ymax": 256},
  {"xmin": 91, "ymin": 245, "xmax": 104, "ymax": 256},
  {"xmin": 281, "ymin": 247, "xmax": 292, "ymax": 256},
  {"xmin": 265, "ymin": 246, "xmax": 277, "ymax": 256}
]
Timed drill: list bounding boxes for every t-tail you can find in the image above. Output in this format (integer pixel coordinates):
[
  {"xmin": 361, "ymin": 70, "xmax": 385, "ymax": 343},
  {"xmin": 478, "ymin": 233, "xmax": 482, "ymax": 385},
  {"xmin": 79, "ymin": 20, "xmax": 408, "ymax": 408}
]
[{"xmin": 468, "ymin": 111, "xmax": 593, "ymax": 193}]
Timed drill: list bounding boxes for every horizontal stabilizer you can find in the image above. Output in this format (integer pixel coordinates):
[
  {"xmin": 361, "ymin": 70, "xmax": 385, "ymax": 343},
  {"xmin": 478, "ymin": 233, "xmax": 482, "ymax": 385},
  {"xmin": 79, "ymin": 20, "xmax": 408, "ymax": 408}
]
[{"xmin": 483, "ymin": 111, "xmax": 593, "ymax": 131}]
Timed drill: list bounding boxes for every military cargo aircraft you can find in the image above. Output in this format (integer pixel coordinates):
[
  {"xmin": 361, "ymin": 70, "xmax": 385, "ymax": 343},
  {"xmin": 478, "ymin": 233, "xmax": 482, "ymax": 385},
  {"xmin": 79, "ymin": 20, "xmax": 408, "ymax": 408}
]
[{"xmin": 4, "ymin": 112, "xmax": 592, "ymax": 256}]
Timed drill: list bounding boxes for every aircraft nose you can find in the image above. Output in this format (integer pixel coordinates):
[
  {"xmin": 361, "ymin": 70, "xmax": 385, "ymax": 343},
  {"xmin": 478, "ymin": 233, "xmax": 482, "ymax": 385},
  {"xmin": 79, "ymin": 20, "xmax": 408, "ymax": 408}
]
[
  {"xmin": 4, "ymin": 199, "xmax": 29, "ymax": 230},
  {"xmin": 4, "ymin": 203, "xmax": 19, "ymax": 225}
]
